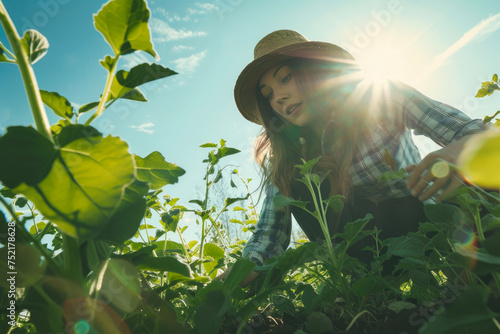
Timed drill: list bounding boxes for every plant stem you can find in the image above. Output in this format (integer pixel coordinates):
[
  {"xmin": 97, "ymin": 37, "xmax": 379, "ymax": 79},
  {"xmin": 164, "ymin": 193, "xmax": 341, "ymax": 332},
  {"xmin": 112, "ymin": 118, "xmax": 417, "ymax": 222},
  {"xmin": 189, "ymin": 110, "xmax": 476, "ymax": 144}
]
[
  {"xmin": 0, "ymin": 1, "xmax": 53, "ymax": 142},
  {"xmin": 84, "ymin": 55, "xmax": 119, "ymax": 126},
  {"xmin": 62, "ymin": 233, "xmax": 83, "ymax": 284}
]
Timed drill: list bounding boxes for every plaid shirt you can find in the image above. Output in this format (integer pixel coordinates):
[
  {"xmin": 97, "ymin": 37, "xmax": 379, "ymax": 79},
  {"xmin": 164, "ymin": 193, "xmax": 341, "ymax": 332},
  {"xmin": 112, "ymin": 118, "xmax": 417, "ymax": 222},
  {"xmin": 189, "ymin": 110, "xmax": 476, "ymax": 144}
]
[{"xmin": 242, "ymin": 81, "xmax": 489, "ymax": 266}]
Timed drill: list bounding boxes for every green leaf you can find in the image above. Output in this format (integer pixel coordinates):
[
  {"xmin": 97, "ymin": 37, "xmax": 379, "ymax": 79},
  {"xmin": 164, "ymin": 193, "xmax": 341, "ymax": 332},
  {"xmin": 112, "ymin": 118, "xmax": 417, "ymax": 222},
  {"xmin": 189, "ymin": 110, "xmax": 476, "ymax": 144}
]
[
  {"xmin": 0, "ymin": 127, "xmax": 58, "ymax": 188},
  {"xmin": 116, "ymin": 63, "xmax": 177, "ymax": 88},
  {"xmin": 218, "ymin": 147, "xmax": 240, "ymax": 158},
  {"xmin": 14, "ymin": 196, "xmax": 28, "ymax": 208},
  {"xmin": 0, "ymin": 43, "xmax": 13, "ymax": 62},
  {"xmin": 194, "ymin": 289, "xmax": 231, "ymax": 334},
  {"xmin": 378, "ymin": 168, "xmax": 408, "ymax": 182},
  {"xmin": 423, "ymin": 203, "xmax": 467, "ymax": 227},
  {"xmin": 203, "ymin": 243, "xmax": 225, "ymax": 279},
  {"xmin": 336, "ymin": 214, "xmax": 373, "ymax": 246},
  {"xmin": 225, "ymin": 195, "xmax": 249, "ymax": 207},
  {"xmin": 295, "ymin": 156, "xmax": 322, "ymax": 175},
  {"xmin": 475, "ymin": 88, "xmax": 489, "ymax": 98},
  {"xmin": 119, "ymin": 87, "xmax": 148, "ymax": 102},
  {"xmin": 109, "ymin": 64, "xmax": 177, "ymax": 101},
  {"xmin": 0, "ymin": 187, "xmax": 16, "ymax": 199},
  {"xmin": 79, "ymin": 102, "xmax": 100, "ymax": 114},
  {"xmin": 323, "ymin": 195, "xmax": 344, "ymax": 213},
  {"xmin": 29, "ymin": 222, "xmax": 47, "ymax": 234},
  {"xmin": 421, "ymin": 286, "xmax": 500, "ymax": 334},
  {"xmin": 387, "ymin": 301, "xmax": 416, "ymax": 314},
  {"xmin": 0, "ymin": 126, "xmax": 135, "ymax": 238},
  {"xmin": 134, "ymin": 151, "xmax": 185, "ymax": 189},
  {"xmin": 493, "ymin": 74, "xmax": 498, "ymax": 82},
  {"xmin": 306, "ymin": 312, "xmax": 334, "ymax": 334},
  {"xmin": 200, "ymin": 143, "xmax": 217, "ymax": 148},
  {"xmin": 94, "ymin": 0, "xmax": 158, "ymax": 58},
  {"xmin": 20, "ymin": 30, "xmax": 49, "ymax": 64},
  {"xmin": 483, "ymin": 110, "xmax": 500, "ymax": 124},
  {"xmin": 136, "ymin": 255, "xmax": 191, "ymax": 276},
  {"xmin": 40, "ymin": 90, "xmax": 74, "ymax": 119},
  {"xmin": 55, "ymin": 124, "xmax": 102, "ymax": 147},
  {"xmin": 482, "ymin": 230, "xmax": 500, "ymax": 257},
  {"xmin": 95, "ymin": 179, "xmax": 147, "ymax": 244},
  {"xmin": 273, "ymin": 195, "xmax": 309, "ymax": 210},
  {"xmin": 100, "ymin": 54, "xmax": 115, "ymax": 71},
  {"xmin": 222, "ymin": 258, "xmax": 255, "ymax": 293},
  {"xmin": 454, "ymin": 244, "xmax": 500, "ymax": 265},
  {"xmin": 160, "ymin": 208, "xmax": 181, "ymax": 233},
  {"xmin": 385, "ymin": 235, "xmax": 425, "ymax": 257}
]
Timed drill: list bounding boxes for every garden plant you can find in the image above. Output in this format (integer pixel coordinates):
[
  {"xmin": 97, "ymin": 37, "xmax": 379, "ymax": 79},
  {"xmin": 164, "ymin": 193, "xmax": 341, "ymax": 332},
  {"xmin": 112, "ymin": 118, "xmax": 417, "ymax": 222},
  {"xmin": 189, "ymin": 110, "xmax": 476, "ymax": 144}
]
[{"xmin": 0, "ymin": 0, "xmax": 500, "ymax": 333}]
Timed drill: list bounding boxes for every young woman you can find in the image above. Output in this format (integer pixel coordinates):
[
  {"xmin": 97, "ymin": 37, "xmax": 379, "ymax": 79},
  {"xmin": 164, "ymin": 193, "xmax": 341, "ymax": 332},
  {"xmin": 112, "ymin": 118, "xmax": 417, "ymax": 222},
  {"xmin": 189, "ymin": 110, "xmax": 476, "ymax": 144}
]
[{"xmin": 218, "ymin": 30, "xmax": 488, "ymax": 285}]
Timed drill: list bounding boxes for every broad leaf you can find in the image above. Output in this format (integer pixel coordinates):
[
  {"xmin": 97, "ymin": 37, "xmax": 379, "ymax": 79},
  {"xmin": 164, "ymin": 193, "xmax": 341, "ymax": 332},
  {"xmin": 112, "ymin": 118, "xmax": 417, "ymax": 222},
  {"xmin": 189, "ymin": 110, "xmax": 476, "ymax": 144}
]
[
  {"xmin": 160, "ymin": 208, "xmax": 182, "ymax": 232},
  {"xmin": 421, "ymin": 286, "xmax": 500, "ymax": 334},
  {"xmin": 135, "ymin": 254, "xmax": 191, "ymax": 276},
  {"xmin": 120, "ymin": 87, "xmax": 148, "ymax": 102},
  {"xmin": 0, "ymin": 126, "xmax": 135, "ymax": 238},
  {"xmin": 116, "ymin": 63, "xmax": 177, "ymax": 88},
  {"xmin": 94, "ymin": 0, "xmax": 158, "ymax": 58},
  {"xmin": 109, "ymin": 64, "xmax": 176, "ymax": 101},
  {"xmin": 203, "ymin": 243, "xmax": 225, "ymax": 279},
  {"xmin": 96, "ymin": 179, "xmax": 148, "ymax": 243},
  {"xmin": 0, "ymin": 127, "xmax": 57, "ymax": 188},
  {"xmin": 40, "ymin": 90, "xmax": 74, "ymax": 119},
  {"xmin": 20, "ymin": 30, "xmax": 49, "ymax": 64},
  {"xmin": 134, "ymin": 151, "xmax": 185, "ymax": 189},
  {"xmin": 385, "ymin": 235, "xmax": 425, "ymax": 257}
]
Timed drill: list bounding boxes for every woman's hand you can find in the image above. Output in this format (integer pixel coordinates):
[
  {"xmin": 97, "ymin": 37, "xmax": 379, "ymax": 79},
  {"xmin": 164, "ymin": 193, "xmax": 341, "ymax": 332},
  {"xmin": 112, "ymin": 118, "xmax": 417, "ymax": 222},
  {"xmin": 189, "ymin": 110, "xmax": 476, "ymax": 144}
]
[
  {"xmin": 216, "ymin": 265, "xmax": 260, "ymax": 288},
  {"xmin": 406, "ymin": 135, "xmax": 473, "ymax": 202}
]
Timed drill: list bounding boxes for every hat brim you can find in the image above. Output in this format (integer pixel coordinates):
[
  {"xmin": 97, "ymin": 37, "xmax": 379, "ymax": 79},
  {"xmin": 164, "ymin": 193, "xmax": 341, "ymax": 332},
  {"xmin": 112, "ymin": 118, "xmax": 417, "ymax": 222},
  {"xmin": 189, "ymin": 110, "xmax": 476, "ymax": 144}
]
[{"xmin": 234, "ymin": 41, "xmax": 356, "ymax": 125}]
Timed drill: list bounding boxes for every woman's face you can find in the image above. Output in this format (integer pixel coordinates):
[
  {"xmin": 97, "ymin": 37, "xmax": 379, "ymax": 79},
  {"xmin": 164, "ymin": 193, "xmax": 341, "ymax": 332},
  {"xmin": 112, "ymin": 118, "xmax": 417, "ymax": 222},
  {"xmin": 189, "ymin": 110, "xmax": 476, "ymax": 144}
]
[{"xmin": 258, "ymin": 64, "xmax": 316, "ymax": 127}]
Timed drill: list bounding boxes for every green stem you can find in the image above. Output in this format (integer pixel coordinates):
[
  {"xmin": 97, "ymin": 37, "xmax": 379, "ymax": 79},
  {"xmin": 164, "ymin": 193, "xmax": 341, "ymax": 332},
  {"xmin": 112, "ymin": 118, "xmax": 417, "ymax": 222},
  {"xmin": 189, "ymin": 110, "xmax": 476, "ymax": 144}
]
[
  {"xmin": 62, "ymin": 233, "xmax": 83, "ymax": 284},
  {"xmin": 84, "ymin": 55, "xmax": 119, "ymax": 126},
  {"xmin": 0, "ymin": 1, "xmax": 53, "ymax": 142},
  {"xmin": 198, "ymin": 163, "xmax": 211, "ymax": 273},
  {"xmin": 176, "ymin": 227, "xmax": 191, "ymax": 262}
]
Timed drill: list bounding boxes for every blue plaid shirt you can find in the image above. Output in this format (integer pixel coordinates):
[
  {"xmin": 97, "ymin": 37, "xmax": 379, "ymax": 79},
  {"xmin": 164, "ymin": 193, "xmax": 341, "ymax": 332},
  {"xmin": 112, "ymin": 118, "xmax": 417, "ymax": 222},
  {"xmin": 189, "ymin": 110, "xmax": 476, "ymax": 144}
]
[{"xmin": 242, "ymin": 81, "xmax": 489, "ymax": 266}]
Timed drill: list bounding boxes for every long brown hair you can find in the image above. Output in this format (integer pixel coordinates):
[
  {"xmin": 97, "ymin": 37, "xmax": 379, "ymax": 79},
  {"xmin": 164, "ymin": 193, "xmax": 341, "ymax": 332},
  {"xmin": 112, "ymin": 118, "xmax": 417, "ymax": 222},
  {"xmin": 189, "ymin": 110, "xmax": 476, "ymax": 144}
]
[{"xmin": 254, "ymin": 57, "xmax": 369, "ymax": 201}]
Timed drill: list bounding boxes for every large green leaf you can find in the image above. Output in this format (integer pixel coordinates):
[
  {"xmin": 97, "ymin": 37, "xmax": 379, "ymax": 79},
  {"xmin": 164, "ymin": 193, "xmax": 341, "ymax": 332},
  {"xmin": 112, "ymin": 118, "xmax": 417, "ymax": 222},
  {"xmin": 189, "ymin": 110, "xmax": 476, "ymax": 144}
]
[
  {"xmin": 0, "ymin": 126, "xmax": 57, "ymax": 188},
  {"xmin": 135, "ymin": 254, "xmax": 191, "ymax": 277},
  {"xmin": 203, "ymin": 243, "xmax": 225, "ymax": 279},
  {"xmin": 20, "ymin": 30, "xmax": 49, "ymax": 64},
  {"xmin": 0, "ymin": 126, "xmax": 135, "ymax": 238},
  {"xmin": 134, "ymin": 151, "xmax": 185, "ymax": 190},
  {"xmin": 40, "ymin": 90, "xmax": 74, "ymax": 119},
  {"xmin": 194, "ymin": 289, "xmax": 231, "ymax": 334},
  {"xmin": 421, "ymin": 286, "xmax": 500, "ymax": 334},
  {"xmin": 96, "ymin": 178, "xmax": 148, "ymax": 243},
  {"xmin": 109, "ymin": 63, "xmax": 177, "ymax": 101},
  {"xmin": 94, "ymin": 0, "xmax": 158, "ymax": 58},
  {"xmin": 385, "ymin": 235, "xmax": 425, "ymax": 257}
]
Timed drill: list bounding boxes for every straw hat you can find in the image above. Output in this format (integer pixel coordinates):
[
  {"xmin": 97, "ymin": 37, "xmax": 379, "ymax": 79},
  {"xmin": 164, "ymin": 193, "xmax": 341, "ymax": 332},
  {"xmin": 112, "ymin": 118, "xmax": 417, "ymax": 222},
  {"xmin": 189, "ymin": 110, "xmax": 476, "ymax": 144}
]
[{"xmin": 234, "ymin": 30, "xmax": 356, "ymax": 125}]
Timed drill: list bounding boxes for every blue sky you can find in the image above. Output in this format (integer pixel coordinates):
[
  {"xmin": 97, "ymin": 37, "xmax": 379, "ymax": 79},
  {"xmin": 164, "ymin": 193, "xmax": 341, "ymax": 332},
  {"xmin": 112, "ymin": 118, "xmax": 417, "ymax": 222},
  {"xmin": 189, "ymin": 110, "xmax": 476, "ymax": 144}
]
[{"xmin": 1, "ymin": 0, "xmax": 500, "ymax": 240}]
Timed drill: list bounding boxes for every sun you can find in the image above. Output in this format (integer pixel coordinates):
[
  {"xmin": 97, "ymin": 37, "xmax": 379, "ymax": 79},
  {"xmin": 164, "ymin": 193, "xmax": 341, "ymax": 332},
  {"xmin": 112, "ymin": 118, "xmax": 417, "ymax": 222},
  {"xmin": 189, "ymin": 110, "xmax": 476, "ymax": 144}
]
[{"xmin": 356, "ymin": 41, "xmax": 410, "ymax": 84}]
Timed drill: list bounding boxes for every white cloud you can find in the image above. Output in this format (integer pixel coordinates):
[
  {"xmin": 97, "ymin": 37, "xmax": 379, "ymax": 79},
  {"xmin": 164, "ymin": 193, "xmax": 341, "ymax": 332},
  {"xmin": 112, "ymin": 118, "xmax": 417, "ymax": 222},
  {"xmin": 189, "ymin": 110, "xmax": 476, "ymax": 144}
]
[
  {"xmin": 172, "ymin": 45, "xmax": 195, "ymax": 53},
  {"xmin": 172, "ymin": 50, "xmax": 207, "ymax": 74},
  {"xmin": 131, "ymin": 122, "xmax": 155, "ymax": 134},
  {"xmin": 150, "ymin": 18, "xmax": 207, "ymax": 42},
  {"xmin": 195, "ymin": 2, "xmax": 217, "ymax": 11},
  {"xmin": 418, "ymin": 12, "xmax": 500, "ymax": 82}
]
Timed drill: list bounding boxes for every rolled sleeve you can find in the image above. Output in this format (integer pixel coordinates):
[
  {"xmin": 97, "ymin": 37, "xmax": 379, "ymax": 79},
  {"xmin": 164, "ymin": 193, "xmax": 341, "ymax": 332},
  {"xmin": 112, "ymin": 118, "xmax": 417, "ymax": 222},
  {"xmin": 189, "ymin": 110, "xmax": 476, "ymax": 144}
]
[
  {"xmin": 242, "ymin": 184, "xmax": 292, "ymax": 265},
  {"xmin": 395, "ymin": 81, "xmax": 489, "ymax": 146}
]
